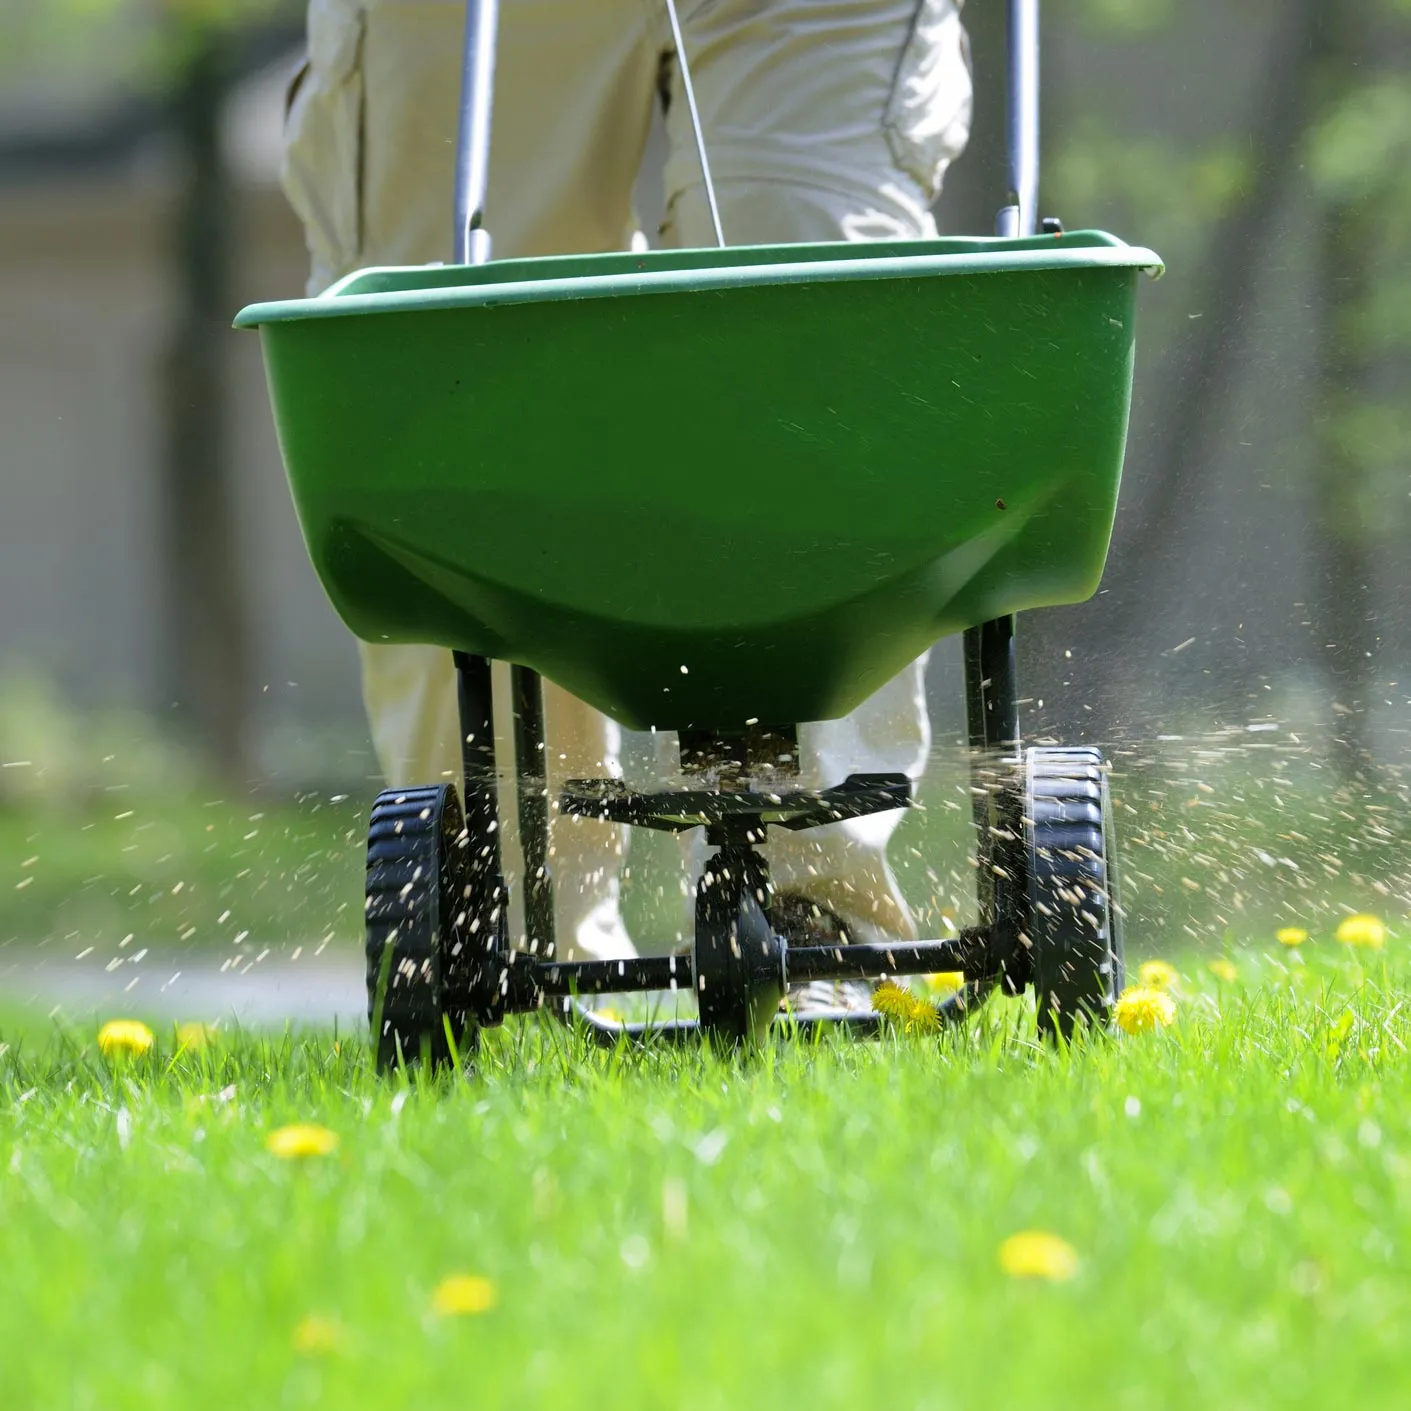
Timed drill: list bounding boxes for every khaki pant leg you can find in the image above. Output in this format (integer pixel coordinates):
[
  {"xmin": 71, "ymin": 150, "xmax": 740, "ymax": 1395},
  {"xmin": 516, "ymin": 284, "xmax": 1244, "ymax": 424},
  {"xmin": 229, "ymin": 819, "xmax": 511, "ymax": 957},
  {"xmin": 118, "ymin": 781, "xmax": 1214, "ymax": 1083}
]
[
  {"xmin": 662, "ymin": 0, "xmax": 972, "ymax": 944},
  {"xmin": 282, "ymin": 0, "xmax": 661, "ymax": 959}
]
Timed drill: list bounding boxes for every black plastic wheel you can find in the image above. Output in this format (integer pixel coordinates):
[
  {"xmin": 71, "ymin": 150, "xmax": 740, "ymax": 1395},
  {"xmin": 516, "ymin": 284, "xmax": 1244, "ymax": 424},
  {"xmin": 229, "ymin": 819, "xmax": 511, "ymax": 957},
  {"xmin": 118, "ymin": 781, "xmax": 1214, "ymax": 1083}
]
[
  {"xmin": 693, "ymin": 845, "xmax": 785, "ymax": 1047},
  {"xmin": 1025, "ymin": 747, "xmax": 1125, "ymax": 1040},
  {"xmin": 365, "ymin": 784, "xmax": 485, "ymax": 1069}
]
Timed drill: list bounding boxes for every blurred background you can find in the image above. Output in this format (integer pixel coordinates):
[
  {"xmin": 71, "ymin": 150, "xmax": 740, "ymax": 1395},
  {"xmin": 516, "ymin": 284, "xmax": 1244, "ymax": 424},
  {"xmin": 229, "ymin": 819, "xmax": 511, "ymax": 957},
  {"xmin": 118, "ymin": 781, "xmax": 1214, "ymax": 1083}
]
[{"xmin": 2, "ymin": 0, "xmax": 1409, "ymax": 1025}]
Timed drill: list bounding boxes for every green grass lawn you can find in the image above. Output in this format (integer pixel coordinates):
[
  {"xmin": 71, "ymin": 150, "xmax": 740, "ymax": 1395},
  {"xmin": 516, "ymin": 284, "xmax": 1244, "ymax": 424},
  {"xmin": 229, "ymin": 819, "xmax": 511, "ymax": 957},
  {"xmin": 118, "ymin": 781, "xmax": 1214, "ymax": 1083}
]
[
  {"xmin": 3, "ymin": 945, "xmax": 1409, "ymax": 1409},
  {"xmin": 0, "ymin": 792, "xmax": 367, "ymax": 954}
]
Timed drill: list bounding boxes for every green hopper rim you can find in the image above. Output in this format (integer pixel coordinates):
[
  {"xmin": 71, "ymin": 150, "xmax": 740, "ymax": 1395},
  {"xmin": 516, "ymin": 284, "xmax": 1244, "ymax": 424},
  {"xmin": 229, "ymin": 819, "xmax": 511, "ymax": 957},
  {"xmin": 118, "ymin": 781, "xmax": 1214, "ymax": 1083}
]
[{"xmin": 235, "ymin": 230, "xmax": 1163, "ymax": 328}]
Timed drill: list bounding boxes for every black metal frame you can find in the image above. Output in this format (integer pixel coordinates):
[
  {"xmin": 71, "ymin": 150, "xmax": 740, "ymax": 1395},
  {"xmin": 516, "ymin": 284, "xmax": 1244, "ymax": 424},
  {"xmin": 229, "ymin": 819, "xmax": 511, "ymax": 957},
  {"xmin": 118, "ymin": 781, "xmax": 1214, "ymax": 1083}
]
[
  {"xmin": 452, "ymin": 650, "xmax": 509, "ymax": 951},
  {"xmin": 381, "ymin": 0, "xmax": 1057, "ymax": 1048},
  {"xmin": 957, "ymin": 0, "xmax": 1042, "ymax": 996},
  {"xmin": 439, "ymin": 643, "xmax": 1000, "ymax": 1042},
  {"xmin": 560, "ymin": 773, "xmax": 911, "ymax": 836},
  {"xmin": 962, "ymin": 617, "xmax": 1028, "ymax": 993},
  {"xmin": 449, "ymin": 875, "xmax": 998, "ymax": 1028},
  {"xmin": 439, "ymin": 642, "xmax": 1017, "ymax": 1045},
  {"xmin": 511, "ymin": 664, "xmax": 555, "ymax": 958}
]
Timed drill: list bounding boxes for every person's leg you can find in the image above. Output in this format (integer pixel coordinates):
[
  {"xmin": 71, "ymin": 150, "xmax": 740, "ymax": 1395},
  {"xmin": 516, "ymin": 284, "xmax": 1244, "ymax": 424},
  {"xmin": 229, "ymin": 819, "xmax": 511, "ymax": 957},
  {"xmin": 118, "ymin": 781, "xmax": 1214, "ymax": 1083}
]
[
  {"xmin": 281, "ymin": 0, "xmax": 661, "ymax": 959},
  {"xmin": 660, "ymin": 0, "xmax": 972, "ymax": 944}
]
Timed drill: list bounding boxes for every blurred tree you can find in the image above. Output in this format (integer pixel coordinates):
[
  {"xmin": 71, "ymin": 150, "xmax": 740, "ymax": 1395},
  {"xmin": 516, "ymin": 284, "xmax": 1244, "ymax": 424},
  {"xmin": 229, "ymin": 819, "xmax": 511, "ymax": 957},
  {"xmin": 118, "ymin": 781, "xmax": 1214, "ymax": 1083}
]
[
  {"xmin": 158, "ymin": 2, "xmax": 301, "ymax": 780},
  {"xmin": 1039, "ymin": 0, "xmax": 1411, "ymax": 775},
  {"xmin": 1093, "ymin": 0, "xmax": 1321, "ymax": 599},
  {"xmin": 1018, "ymin": 0, "xmax": 1295, "ymax": 738},
  {"xmin": 4, "ymin": 0, "xmax": 301, "ymax": 778},
  {"xmin": 1307, "ymin": 0, "xmax": 1411, "ymax": 779},
  {"xmin": 161, "ymin": 10, "xmax": 251, "ymax": 780}
]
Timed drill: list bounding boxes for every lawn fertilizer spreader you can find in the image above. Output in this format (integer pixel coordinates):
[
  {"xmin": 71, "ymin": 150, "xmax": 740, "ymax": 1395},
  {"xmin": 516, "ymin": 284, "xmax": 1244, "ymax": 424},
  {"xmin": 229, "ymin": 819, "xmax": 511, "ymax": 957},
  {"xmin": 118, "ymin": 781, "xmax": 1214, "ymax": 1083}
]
[{"xmin": 236, "ymin": 0, "xmax": 1161, "ymax": 1064}]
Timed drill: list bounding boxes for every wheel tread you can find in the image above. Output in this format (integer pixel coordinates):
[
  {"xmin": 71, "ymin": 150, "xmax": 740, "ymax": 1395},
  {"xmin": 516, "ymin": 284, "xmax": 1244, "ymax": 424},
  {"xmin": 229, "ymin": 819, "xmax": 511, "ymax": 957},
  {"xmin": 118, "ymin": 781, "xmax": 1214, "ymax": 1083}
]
[
  {"xmin": 1026, "ymin": 747, "xmax": 1125, "ymax": 1039},
  {"xmin": 365, "ymin": 784, "xmax": 473, "ymax": 1068}
]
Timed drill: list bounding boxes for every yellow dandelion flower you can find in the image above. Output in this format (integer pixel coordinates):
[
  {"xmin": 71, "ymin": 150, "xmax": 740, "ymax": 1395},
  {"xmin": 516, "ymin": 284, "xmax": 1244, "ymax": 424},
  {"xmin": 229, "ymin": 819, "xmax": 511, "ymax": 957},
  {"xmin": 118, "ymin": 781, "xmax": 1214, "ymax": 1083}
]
[
  {"xmin": 998, "ymin": 1230, "xmax": 1080, "ymax": 1282},
  {"xmin": 265, "ymin": 1123, "xmax": 339, "ymax": 1160},
  {"xmin": 1137, "ymin": 959, "xmax": 1179, "ymax": 990},
  {"xmin": 97, "ymin": 1019, "xmax": 154, "ymax": 1059},
  {"xmin": 292, "ymin": 1315, "xmax": 344, "ymax": 1356},
  {"xmin": 1208, "ymin": 959, "xmax": 1238, "ymax": 983},
  {"xmin": 431, "ymin": 1274, "xmax": 497, "ymax": 1317},
  {"xmin": 872, "ymin": 980, "xmax": 941, "ymax": 1034},
  {"xmin": 924, "ymin": 971, "xmax": 965, "ymax": 999},
  {"xmin": 1276, "ymin": 927, "xmax": 1308, "ymax": 948},
  {"xmin": 1114, "ymin": 986, "xmax": 1177, "ymax": 1034},
  {"xmin": 871, "ymin": 980, "xmax": 912, "ymax": 1020},
  {"xmin": 1335, "ymin": 914, "xmax": 1385, "ymax": 950},
  {"xmin": 175, "ymin": 1021, "xmax": 215, "ymax": 1052}
]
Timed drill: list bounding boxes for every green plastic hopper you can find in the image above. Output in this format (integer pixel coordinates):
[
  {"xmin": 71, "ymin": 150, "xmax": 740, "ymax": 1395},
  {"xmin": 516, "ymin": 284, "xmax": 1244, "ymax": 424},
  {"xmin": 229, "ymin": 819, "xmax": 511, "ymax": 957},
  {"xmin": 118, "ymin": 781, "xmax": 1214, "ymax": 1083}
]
[{"xmin": 236, "ymin": 231, "xmax": 1160, "ymax": 732}]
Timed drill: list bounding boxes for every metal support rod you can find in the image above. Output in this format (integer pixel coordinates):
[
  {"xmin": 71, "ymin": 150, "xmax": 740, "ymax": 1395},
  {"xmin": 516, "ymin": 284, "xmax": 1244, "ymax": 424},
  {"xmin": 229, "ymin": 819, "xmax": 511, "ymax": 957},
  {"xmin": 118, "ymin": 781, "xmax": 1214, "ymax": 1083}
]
[
  {"xmin": 784, "ymin": 938, "xmax": 976, "ymax": 983},
  {"xmin": 511, "ymin": 664, "xmax": 556, "ymax": 959},
  {"xmin": 964, "ymin": 615, "xmax": 1019, "ymax": 752},
  {"xmin": 531, "ymin": 934, "xmax": 986, "ymax": 1001},
  {"xmin": 447, "ymin": 7, "xmax": 507, "ymax": 969},
  {"xmin": 963, "ymin": 625, "xmax": 987, "ymax": 752},
  {"xmin": 971, "ymin": 4, "xmax": 1037, "ymax": 744},
  {"xmin": 664, "ymin": 0, "xmax": 725, "ymax": 247},
  {"xmin": 453, "ymin": 650, "xmax": 508, "ymax": 920},
  {"xmin": 453, "ymin": 0, "xmax": 498, "ymax": 264},
  {"xmin": 968, "ymin": 4, "xmax": 1038, "ymax": 957},
  {"xmin": 996, "ymin": 0, "xmax": 1039, "ymax": 238},
  {"xmin": 963, "ymin": 616, "xmax": 1020, "ymax": 923},
  {"xmin": 539, "ymin": 955, "xmax": 692, "ymax": 996}
]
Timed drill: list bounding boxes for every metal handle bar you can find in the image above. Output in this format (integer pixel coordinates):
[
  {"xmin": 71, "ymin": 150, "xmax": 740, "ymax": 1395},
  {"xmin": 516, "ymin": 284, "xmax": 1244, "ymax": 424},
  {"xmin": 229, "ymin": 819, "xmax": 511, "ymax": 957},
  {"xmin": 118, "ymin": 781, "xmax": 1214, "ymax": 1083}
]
[
  {"xmin": 998, "ymin": 0, "xmax": 1039, "ymax": 238},
  {"xmin": 453, "ymin": 0, "xmax": 498, "ymax": 264},
  {"xmin": 457, "ymin": 0, "xmax": 1028, "ymax": 253},
  {"xmin": 664, "ymin": 0, "xmax": 725, "ymax": 246},
  {"xmin": 453, "ymin": 0, "xmax": 725, "ymax": 259}
]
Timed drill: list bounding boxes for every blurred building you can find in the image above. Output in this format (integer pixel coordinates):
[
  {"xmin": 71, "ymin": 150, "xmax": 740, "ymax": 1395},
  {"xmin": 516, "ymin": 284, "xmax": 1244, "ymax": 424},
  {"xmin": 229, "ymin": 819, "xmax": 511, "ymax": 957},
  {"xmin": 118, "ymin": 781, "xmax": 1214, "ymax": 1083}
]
[{"xmin": 0, "ymin": 49, "xmax": 368, "ymax": 782}]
